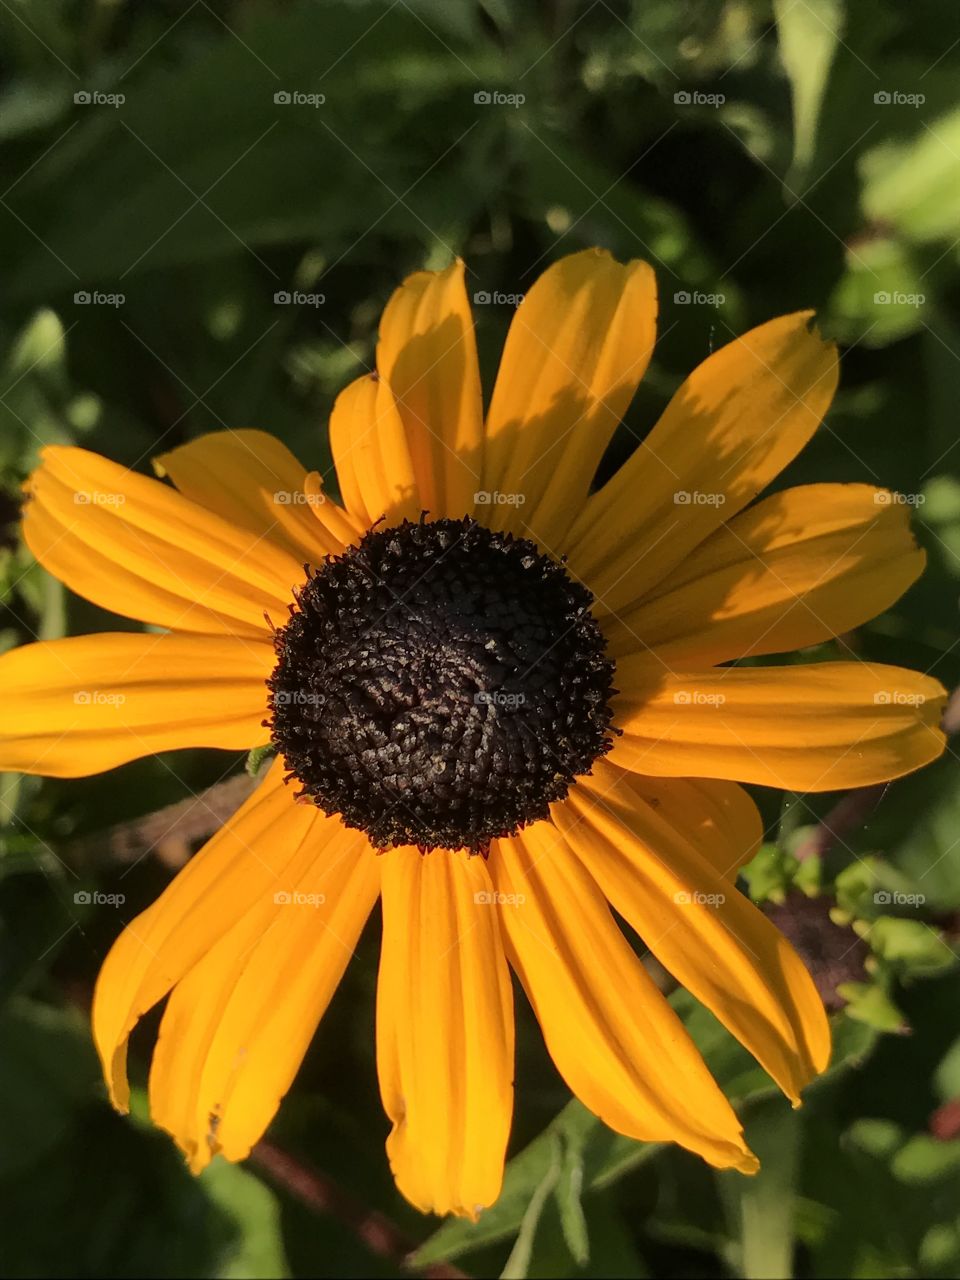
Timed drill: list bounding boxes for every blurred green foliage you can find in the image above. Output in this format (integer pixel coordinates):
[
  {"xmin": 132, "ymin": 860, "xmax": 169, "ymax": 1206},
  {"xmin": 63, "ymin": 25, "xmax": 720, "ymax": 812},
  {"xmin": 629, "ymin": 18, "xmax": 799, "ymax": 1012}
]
[{"xmin": 1, "ymin": 1, "xmax": 960, "ymax": 1276}]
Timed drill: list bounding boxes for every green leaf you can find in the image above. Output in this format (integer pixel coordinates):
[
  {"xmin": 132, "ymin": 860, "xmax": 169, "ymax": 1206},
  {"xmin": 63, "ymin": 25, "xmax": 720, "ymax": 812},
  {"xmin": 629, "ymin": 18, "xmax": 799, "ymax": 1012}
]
[
  {"xmin": 0, "ymin": 309, "xmax": 77, "ymax": 472},
  {"xmin": 2, "ymin": 2, "xmax": 499, "ymax": 298},
  {"xmin": 201, "ymin": 1161, "xmax": 291, "ymax": 1279},
  {"xmin": 499, "ymin": 1135, "xmax": 562, "ymax": 1280},
  {"xmin": 870, "ymin": 916, "xmax": 956, "ymax": 976},
  {"xmin": 847, "ymin": 1117, "xmax": 903, "ymax": 1161},
  {"xmin": 0, "ymin": 997, "xmax": 100, "ymax": 1177},
  {"xmin": 837, "ymin": 981, "xmax": 908, "ymax": 1033},
  {"xmin": 834, "ymin": 855, "xmax": 885, "ymax": 918},
  {"xmin": 741, "ymin": 840, "xmax": 799, "ymax": 904},
  {"xmin": 861, "ymin": 107, "xmax": 960, "ymax": 244},
  {"xmin": 777, "ymin": 790, "xmax": 813, "ymax": 849},
  {"xmin": 793, "ymin": 855, "xmax": 823, "ymax": 897},
  {"xmin": 719, "ymin": 1095, "xmax": 801, "ymax": 1280},
  {"xmin": 824, "ymin": 234, "xmax": 929, "ymax": 346},
  {"xmin": 246, "ymin": 743, "xmax": 275, "ymax": 777},
  {"xmin": 891, "ymin": 1135, "xmax": 960, "ymax": 1185},
  {"xmin": 857, "ymin": 756, "xmax": 960, "ymax": 912},
  {"xmin": 920, "ymin": 1221, "xmax": 960, "ymax": 1274},
  {"xmin": 0, "ymin": 1050, "xmax": 293, "ymax": 1280},
  {"xmin": 933, "ymin": 1033, "xmax": 960, "ymax": 1102},
  {"xmin": 554, "ymin": 1125, "xmax": 590, "ymax": 1267},
  {"xmin": 774, "ymin": 0, "xmax": 844, "ymax": 190}
]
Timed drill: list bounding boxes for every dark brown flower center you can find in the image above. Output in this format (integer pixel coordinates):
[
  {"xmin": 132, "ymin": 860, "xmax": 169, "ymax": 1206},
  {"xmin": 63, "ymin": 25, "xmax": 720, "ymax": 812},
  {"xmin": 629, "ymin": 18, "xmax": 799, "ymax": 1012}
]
[{"xmin": 268, "ymin": 516, "xmax": 616, "ymax": 854}]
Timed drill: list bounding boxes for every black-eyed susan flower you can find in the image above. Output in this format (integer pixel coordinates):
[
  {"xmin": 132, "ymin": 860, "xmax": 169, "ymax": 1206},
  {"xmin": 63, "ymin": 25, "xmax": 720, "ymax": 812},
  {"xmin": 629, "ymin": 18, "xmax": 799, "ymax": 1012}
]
[{"xmin": 0, "ymin": 250, "xmax": 946, "ymax": 1218}]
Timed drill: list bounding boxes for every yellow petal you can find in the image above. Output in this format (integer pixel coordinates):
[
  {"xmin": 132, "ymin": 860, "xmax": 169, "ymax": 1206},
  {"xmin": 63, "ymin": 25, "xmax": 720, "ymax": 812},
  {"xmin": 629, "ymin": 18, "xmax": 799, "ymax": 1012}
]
[
  {"xmin": 603, "ymin": 484, "xmax": 925, "ymax": 663},
  {"xmin": 481, "ymin": 249, "xmax": 657, "ymax": 548},
  {"xmin": 492, "ymin": 825, "xmax": 757, "ymax": 1170},
  {"xmin": 93, "ymin": 760, "xmax": 326, "ymax": 1111},
  {"xmin": 559, "ymin": 761, "xmax": 831, "ymax": 1102},
  {"xmin": 612, "ymin": 771, "xmax": 762, "ymax": 880},
  {"xmin": 377, "ymin": 850, "xmax": 514, "ymax": 1218},
  {"xmin": 149, "ymin": 822, "xmax": 378, "ymax": 1172},
  {"xmin": 154, "ymin": 429, "xmax": 354, "ymax": 562},
  {"xmin": 376, "ymin": 260, "xmax": 484, "ymax": 519},
  {"xmin": 0, "ymin": 632, "xmax": 272, "ymax": 776},
  {"xmin": 565, "ymin": 313, "xmax": 838, "ymax": 610},
  {"xmin": 303, "ymin": 469, "xmax": 366, "ymax": 547},
  {"xmin": 329, "ymin": 373, "xmax": 420, "ymax": 528},
  {"xmin": 610, "ymin": 659, "xmax": 947, "ymax": 790},
  {"xmin": 24, "ymin": 446, "xmax": 300, "ymax": 636}
]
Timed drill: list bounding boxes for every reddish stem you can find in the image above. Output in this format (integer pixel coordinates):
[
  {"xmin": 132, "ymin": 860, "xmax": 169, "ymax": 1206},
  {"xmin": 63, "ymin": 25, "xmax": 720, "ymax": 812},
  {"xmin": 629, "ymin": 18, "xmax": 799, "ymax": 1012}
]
[{"xmin": 250, "ymin": 1140, "xmax": 469, "ymax": 1279}]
